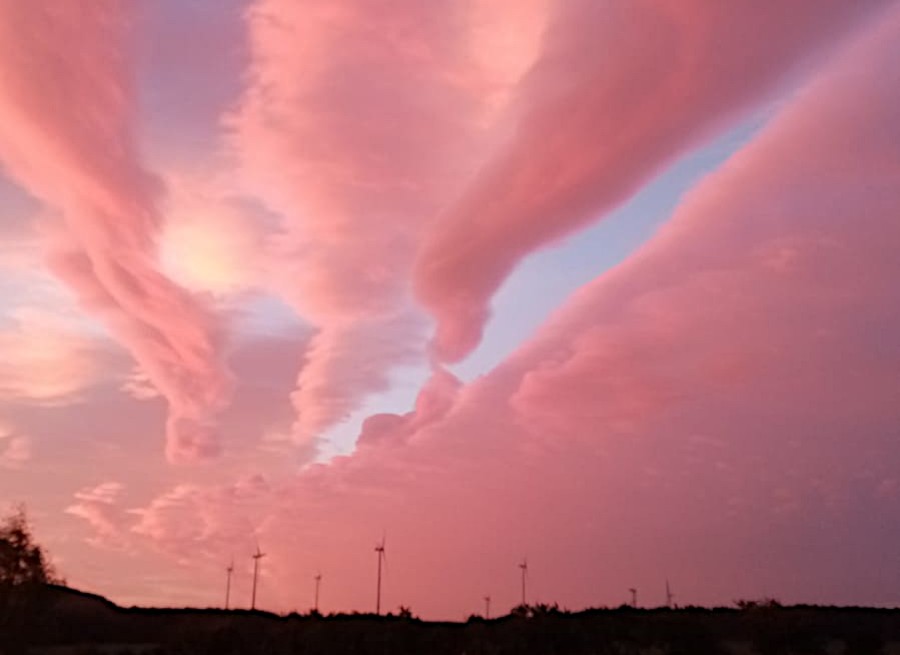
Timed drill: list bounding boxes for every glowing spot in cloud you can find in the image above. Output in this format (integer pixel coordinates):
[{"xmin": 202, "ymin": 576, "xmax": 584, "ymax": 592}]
[
  {"xmin": 462, "ymin": 0, "xmax": 551, "ymax": 125},
  {"xmin": 160, "ymin": 193, "xmax": 265, "ymax": 297},
  {"xmin": 0, "ymin": 2, "xmax": 233, "ymax": 462}
]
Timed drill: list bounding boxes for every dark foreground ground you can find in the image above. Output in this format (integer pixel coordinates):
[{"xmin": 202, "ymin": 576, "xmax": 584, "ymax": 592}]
[{"xmin": 4, "ymin": 585, "xmax": 900, "ymax": 655}]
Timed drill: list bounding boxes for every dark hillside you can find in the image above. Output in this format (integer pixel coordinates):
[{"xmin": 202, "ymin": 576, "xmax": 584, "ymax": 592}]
[{"xmin": 7, "ymin": 586, "xmax": 899, "ymax": 655}]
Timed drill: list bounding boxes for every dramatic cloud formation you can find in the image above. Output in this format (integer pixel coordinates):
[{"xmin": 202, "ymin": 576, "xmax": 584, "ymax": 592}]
[
  {"xmin": 229, "ymin": 0, "xmax": 551, "ymax": 441},
  {"xmin": 414, "ymin": 0, "xmax": 893, "ymax": 361},
  {"xmin": 65, "ymin": 6, "xmax": 900, "ymax": 617},
  {"xmin": 4, "ymin": 0, "xmax": 900, "ymax": 619},
  {"xmin": 0, "ymin": 2, "xmax": 231, "ymax": 462}
]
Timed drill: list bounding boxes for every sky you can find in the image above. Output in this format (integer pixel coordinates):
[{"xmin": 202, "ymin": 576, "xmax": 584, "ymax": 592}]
[{"xmin": 1, "ymin": 0, "xmax": 899, "ymax": 619}]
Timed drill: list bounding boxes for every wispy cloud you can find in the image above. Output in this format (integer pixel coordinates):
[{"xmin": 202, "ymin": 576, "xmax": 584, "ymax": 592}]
[
  {"xmin": 65, "ymin": 482, "xmax": 127, "ymax": 548},
  {"xmin": 0, "ymin": 3, "xmax": 232, "ymax": 461},
  {"xmin": 0, "ymin": 420, "xmax": 30, "ymax": 469},
  {"xmin": 0, "ymin": 308, "xmax": 100, "ymax": 405}
]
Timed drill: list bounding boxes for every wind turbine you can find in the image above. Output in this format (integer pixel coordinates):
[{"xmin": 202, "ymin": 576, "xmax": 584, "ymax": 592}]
[
  {"xmin": 375, "ymin": 534, "xmax": 386, "ymax": 615},
  {"xmin": 519, "ymin": 559, "xmax": 528, "ymax": 606},
  {"xmin": 665, "ymin": 579, "xmax": 675, "ymax": 609},
  {"xmin": 314, "ymin": 572, "xmax": 322, "ymax": 613},
  {"xmin": 224, "ymin": 558, "xmax": 234, "ymax": 610},
  {"xmin": 484, "ymin": 595, "xmax": 491, "ymax": 619},
  {"xmin": 251, "ymin": 543, "xmax": 266, "ymax": 610},
  {"xmin": 629, "ymin": 587, "xmax": 637, "ymax": 608}
]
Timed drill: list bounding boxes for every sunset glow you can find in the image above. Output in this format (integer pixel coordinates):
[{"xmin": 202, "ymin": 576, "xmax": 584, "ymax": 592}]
[{"xmin": 1, "ymin": 0, "xmax": 899, "ymax": 619}]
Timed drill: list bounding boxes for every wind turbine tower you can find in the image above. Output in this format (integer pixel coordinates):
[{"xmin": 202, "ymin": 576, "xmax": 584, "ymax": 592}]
[
  {"xmin": 484, "ymin": 595, "xmax": 491, "ymax": 619},
  {"xmin": 314, "ymin": 572, "xmax": 322, "ymax": 613},
  {"xmin": 666, "ymin": 580, "xmax": 674, "ymax": 609},
  {"xmin": 251, "ymin": 544, "xmax": 266, "ymax": 610},
  {"xmin": 629, "ymin": 587, "xmax": 637, "ymax": 608},
  {"xmin": 224, "ymin": 559, "xmax": 234, "ymax": 610},
  {"xmin": 519, "ymin": 559, "xmax": 528, "ymax": 606},
  {"xmin": 375, "ymin": 535, "xmax": 386, "ymax": 615}
]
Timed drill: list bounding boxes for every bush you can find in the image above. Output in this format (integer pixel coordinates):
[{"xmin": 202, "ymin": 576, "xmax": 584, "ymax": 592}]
[{"xmin": 0, "ymin": 506, "xmax": 62, "ymax": 651}]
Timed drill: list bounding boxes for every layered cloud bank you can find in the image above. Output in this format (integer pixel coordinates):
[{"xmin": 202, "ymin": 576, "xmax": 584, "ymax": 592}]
[
  {"xmin": 414, "ymin": 0, "xmax": 893, "ymax": 362},
  {"xmin": 228, "ymin": 0, "xmax": 554, "ymax": 441},
  {"xmin": 0, "ymin": 2, "xmax": 231, "ymax": 462},
  {"xmin": 3, "ymin": 1, "xmax": 891, "ymax": 461},
  {"xmin": 62, "ymin": 6, "xmax": 900, "ymax": 617},
  {"xmin": 226, "ymin": 0, "xmax": 893, "ymax": 445}
]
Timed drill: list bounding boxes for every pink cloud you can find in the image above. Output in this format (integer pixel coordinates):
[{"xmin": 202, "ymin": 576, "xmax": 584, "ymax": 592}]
[
  {"xmin": 414, "ymin": 0, "xmax": 894, "ymax": 362},
  {"xmin": 65, "ymin": 482, "xmax": 127, "ymax": 549},
  {"xmin": 110, "ymin": 11, "xmax": 900, "ymax": 616},
  {"xmin": 0, "ymin": 308, "xmax": 100, "ymax": 405},
  {"xmin": 0, "ymin": 420, "xmax": 30, "ymax": 469},
  {"xmin": 68, "ymin": 475, "xmax": 274, "ymax": 567},
  {"xmin": 0, "ymin": 3, "xmax": 232, "ymax": 461},
  {"xmin": 291, "ymin": 313, "xmax": 424, "ymax": 440},
  {"xmin": 227, "ymin": 0, "xmax": 552, "ymax": 442},
  {"xmin": 129, "ymin": 475, "xmax": 272, "ymax": 565},
  {"xmin": 158, "ymin": 186, "xmax": 267, "ymax": 298},
  {"xmin": 356, "ymin": 366, "xmax": 462, "ymax": 449}
]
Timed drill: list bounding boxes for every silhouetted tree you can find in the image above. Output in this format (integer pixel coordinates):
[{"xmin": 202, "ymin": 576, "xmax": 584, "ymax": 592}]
[
  {"xmin": 530, "ymin": 602, "xmax": 564, "ymax": 617},
  {"xmin": 0, "ymin": 506, "xmax": 58, "ymax": 584},
  {"xmin": 734, "ymin": 597, "xmax": 782, "ymax": 611},
  {"xmin": 0, "ymin": 506, "xmax": 62, "ymax": 652}
]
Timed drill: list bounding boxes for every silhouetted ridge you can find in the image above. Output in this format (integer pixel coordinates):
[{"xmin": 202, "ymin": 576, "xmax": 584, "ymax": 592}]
[{"xmin": 8, "ymin": 586, "xmax": 900, "ymax": 655}]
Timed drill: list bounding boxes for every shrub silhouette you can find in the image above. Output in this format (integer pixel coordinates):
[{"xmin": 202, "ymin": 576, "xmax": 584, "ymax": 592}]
[
  {"xmin": 734, "ymin": 597, "xmax": 782, "ymax": 610},
  {"xmin": 0, "ymin": 506, "xmax": 63, "ymax": 652},
  {"xmin": 0, "ymin": 505, "xmax": 59, "ymax": 585}
]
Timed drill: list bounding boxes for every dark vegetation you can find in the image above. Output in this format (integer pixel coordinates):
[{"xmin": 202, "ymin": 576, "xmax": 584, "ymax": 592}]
[
  {"xmin": 3, "ymin": 509, "xmax": 900, "ymax": 655},
  {"xmin": 16, "ymin": 594, "xmax": 900, "ymax": 655},
  {"xmin": 1, "ymin": 506, "xmax": 64, "ymax": 653}
]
